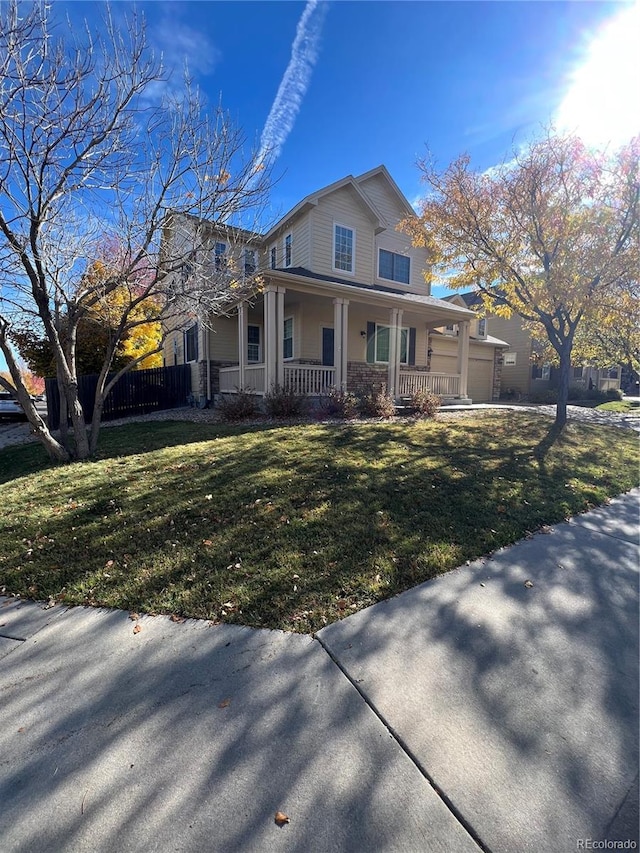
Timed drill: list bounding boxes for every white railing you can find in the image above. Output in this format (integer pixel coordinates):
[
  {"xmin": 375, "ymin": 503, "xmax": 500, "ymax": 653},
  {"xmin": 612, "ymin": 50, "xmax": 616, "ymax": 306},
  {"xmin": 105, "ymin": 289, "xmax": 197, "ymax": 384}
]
[
  {"xmin": 244, "ymin": 365, "xmax": 266, "ymax": 393},
  {"xmin": 398, "ymin": 371, "xmax": 461, "ymax": 397},
  {"xmin": 284, "ymin": 365, "xmax": 335, "ymax": 395},
  {"xmin": 219, "ymin": 365, "xmax": 266, "ymax": 393},
  {"xmin": 219, "ymin": 367, "xmax": 240, "ymax": 393}
]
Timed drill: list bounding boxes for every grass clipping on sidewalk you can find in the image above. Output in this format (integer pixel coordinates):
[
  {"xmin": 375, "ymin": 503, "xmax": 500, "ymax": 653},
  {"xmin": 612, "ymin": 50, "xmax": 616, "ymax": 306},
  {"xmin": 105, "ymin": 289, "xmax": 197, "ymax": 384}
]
[{"xmin": 1, "ymin": 411, "xmax": 638, "ymax": 633}]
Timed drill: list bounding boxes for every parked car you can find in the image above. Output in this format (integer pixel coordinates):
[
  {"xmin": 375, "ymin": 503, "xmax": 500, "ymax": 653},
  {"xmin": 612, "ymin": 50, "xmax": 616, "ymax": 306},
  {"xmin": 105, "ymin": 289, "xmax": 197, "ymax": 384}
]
[{"xmin": 0, "ymin": 390, "xmax": 30, "ymax": 420}]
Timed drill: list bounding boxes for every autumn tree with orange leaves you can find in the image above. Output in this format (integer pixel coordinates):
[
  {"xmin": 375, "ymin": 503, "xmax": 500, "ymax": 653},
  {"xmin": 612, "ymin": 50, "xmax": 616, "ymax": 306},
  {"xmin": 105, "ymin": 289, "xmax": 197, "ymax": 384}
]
[{"xmin": 403, "ymin": 130, "xmax": 639, "ymax": 428}]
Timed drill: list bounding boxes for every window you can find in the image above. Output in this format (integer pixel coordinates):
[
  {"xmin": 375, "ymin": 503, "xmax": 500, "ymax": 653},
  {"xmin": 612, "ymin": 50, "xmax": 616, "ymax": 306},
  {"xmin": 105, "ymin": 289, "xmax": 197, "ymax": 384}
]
[
  {"xmin": 573, "ymin": 366, "xmax": 584, "ymax": 379},
  {"xmin": 184, "ymin": 323, "xmax": 198, "ymax": 363},
  {"xmin": 247, "ymin": 325, "xmax": 261, "ymax": 362},
  {"xmin": 532, "ymin": 363, "xmax": 551, "ymax": 380},
  {"xmin": 477, "ymin": 318, "xmax": 487, "ymax": 338},
  {"xmin": 244, "ymin": 248, "xmax": 256, "ymax": 275},
  {"xmin": 214, "ymin": 242, "xmax": 227, "ymax": 271},
  {"xmin": 503, "ymin": 352, "xmax": 517, "ymax": 366},
  {"xmin": 378, "ymin": 249, "xmax": 410, "ymax": 284},
  {"xmin": 606, "ymin": 367, "xmax": 619, "ymax": 379},
  {"xmin": 444, "ymin": 323, "xmax": 457, "ymax": 335},
  {"xmin": 284, "ymin": 234, "xmax": 292, "ymax": 268},
  {"xmin": 334, "ymin": 224, "xmax": 354, "ymax": 273},
  {"xmin": 270, "ymin": 245, "xmax": 277, "ymax": 269},
  {"xmin": 283, "ymin": 317, "xmax": 293, "ymax": 359},
  {"xmin": 374, "ymin": 324, "xmax": 408, "ymax": 364}
]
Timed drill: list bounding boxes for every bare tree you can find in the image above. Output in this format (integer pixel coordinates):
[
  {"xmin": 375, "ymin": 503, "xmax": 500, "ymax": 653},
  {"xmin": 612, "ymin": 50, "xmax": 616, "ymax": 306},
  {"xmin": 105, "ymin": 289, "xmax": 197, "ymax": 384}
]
[{"xmin": 0, "ymin": 1, "xmax": 271, "ymax": 461}]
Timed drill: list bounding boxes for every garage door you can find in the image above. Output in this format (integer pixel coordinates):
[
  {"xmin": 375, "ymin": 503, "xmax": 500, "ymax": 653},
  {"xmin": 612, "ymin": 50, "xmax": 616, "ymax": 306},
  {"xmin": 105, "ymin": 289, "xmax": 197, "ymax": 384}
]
[{"xmin": 467, "ymin": 358, "xmax": 493, "ymax": 402}]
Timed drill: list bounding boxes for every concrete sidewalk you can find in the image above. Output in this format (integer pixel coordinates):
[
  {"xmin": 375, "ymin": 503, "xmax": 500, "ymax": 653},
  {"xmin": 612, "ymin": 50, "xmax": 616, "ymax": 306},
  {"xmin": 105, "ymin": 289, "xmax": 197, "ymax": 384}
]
[{"xmin": 1, "ymin": 490, "xmax": 638, "ymax": 852}]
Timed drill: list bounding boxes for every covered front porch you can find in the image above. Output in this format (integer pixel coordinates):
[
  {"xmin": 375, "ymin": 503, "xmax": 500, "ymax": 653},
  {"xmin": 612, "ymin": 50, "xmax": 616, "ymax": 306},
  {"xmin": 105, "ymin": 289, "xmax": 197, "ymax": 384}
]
[{"xmin": 215, "ymin": 276, "xmax": 474, "ymax": 403}]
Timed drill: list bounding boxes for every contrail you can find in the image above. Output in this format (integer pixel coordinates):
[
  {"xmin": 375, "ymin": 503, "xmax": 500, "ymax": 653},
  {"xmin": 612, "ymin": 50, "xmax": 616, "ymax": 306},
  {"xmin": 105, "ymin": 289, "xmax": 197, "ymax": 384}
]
[{"xmin": 255, "ymin": 0, "xmax": 328, "ymax": 170}]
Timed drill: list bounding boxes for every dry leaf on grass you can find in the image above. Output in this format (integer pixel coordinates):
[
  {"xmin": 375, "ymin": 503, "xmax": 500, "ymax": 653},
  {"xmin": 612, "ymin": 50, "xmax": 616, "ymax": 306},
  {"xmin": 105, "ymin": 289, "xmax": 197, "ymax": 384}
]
[
  {"xmin": 129, "ymin": 613, "xmax": 139, "ymax": 621},
  {"xmin": 170, "ymin": 614, "xmax": 185, "ymax": 623},
  {"xmin": 274, "ymin": 811, "xmax": 290, "ymax": 826}
]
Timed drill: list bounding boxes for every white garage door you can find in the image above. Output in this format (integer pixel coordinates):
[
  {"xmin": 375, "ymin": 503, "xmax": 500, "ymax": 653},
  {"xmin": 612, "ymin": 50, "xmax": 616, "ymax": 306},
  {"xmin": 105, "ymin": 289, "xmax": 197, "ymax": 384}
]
[{"xmin": 467, "ymin": 358, "xmax": 493, "ymax": 402}]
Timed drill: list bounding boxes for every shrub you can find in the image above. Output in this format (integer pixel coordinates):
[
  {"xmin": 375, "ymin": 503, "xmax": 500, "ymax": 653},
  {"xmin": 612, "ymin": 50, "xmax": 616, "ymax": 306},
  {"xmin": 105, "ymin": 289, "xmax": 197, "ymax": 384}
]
[
  {"xmin": 411, "ymin": 388, "xmax": 441, "ymax": 418},
  {"xmin": 605, "ymin": 387, "xmax": 623, "ymax": 401},
  {"xmin": 216, "ymin": 390, "xmax": 260, "ymax": 421},
  {"xmin": 529, "ymin": 389, "xmax": 558, "ymax": 404},
  {"xmin": 357, "ymin": 386, "xmax": 396, "ymax": 419},
  {"xmin": 264, "ymin": 384, "xmax": 309, "ymax": 419},
  {"xmin": 319, "ymin": 388, "xmax": 359, "ymax": 419},
  {"xmin": 568, "ymin": 383, "xmax": 588, "ymax": 401}
]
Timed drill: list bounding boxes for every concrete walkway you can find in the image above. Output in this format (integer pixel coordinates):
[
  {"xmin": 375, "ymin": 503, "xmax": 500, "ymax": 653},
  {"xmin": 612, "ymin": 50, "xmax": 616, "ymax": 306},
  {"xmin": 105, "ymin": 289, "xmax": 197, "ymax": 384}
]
[{"xmin": 1, "ymin": 490, "xmax": 638, "ymax": 852}]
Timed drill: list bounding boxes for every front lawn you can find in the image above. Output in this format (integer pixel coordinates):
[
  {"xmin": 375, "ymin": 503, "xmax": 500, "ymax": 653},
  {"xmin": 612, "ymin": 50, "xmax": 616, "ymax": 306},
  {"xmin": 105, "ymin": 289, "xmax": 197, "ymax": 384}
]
[
  {"xmin": 1, "ymin": 411, "xmax": 638, "ymax": 632},
  {"xmin": 595, "ymin": 400, "xmax": 640, "ymax": 414}
]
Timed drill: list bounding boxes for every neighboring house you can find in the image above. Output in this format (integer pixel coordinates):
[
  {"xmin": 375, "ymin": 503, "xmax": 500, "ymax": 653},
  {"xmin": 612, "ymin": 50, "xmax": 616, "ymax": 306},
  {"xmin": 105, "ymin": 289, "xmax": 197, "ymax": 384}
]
[
  {"xmin": 455, "ymin": 291, "xmax": 622, "ymax": 399},
  {"xmin": 164, "ymin": 166, "xmax": 509, "ymax": 404}
]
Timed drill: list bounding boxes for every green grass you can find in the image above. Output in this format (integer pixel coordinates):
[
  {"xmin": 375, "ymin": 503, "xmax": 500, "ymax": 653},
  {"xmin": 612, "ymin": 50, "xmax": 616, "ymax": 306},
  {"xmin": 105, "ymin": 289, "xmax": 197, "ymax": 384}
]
[
  {"xmin": 1, "ymin": 412, "xmax": 638, "ymax": 633},
  {"xmin": 596, "ymin": 399, "xmax": 640, "ymax": 414}
]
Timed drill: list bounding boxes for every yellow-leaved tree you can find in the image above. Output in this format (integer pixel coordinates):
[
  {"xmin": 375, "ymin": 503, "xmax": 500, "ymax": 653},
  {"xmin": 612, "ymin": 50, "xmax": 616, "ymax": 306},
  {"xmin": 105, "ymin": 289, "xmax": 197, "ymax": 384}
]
[{"xmin": 403, "ymin": 130, "xmax": 639, "ymax": 428}]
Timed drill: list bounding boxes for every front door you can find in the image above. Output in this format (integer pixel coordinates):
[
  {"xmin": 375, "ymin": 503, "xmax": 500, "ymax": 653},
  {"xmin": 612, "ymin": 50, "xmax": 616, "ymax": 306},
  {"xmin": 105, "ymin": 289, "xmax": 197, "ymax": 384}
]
[{"xmin": 322, "ymin": 327, "xmax": 334, "ymax": 366}]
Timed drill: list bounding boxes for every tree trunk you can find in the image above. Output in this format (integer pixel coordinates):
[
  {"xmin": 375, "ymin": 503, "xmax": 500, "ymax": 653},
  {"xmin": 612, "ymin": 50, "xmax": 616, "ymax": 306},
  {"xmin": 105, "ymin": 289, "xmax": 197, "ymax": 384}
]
[{"xmin": 555, "ymin": 346, "xmax": 572, "ymax": 429}]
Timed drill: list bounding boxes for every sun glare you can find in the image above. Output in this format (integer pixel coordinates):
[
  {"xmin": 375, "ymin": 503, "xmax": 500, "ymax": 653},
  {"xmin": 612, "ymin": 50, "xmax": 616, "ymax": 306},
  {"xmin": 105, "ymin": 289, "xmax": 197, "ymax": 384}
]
[{"xmin": 556, "ymin": 2, "xmax": 640, "ymax": 150}]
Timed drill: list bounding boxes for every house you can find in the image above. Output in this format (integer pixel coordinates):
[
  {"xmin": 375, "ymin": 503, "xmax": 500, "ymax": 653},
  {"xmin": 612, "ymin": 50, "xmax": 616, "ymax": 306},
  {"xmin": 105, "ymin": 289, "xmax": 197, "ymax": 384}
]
[
  {"xmin": 164, "ymin": 166, "xmax": 509, "ymax": 405},
  {"xmin": 454, "ymin": 291, "xmax": 622, "ymax": 399}
]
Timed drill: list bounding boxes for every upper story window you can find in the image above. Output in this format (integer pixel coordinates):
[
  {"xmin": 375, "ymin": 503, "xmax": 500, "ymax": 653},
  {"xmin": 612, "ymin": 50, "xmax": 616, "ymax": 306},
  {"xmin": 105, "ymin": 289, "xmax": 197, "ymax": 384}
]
[
  {"xmin": 244, "ymin": 248, "xmax": 256, "ymax": 275},
  {"xmin": 444, "ymin": 323, "xmax": 457, "ymax": 336},
  {"xmin": 184, "ymin": 323, "xmax": 198, "ymax": 363},
  {"xmin": 284, "ymin": 234, "xmax": 292, "ymax": 268},
  {"xmin": 214, "ymin": 241, "xmax": 227, "ymax": 271},
  {"xmin": 379, "ymin": 249, "xmax": 410, "ymax": 284},
  {"xmin": 477, "ymin": 318, "xmax": 487, "ymax": 338},
  {"xmin": 334, "ymin": 224, "xmax": 354, "ymax": 273},
  {"xmin": 270, "ymin": 246, "xmax": 277, "ymax": 269}
]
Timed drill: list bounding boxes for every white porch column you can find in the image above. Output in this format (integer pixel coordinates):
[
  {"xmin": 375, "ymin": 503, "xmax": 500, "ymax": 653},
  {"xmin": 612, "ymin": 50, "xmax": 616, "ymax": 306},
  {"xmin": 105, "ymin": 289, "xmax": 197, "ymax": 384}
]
[
  {"xmin": 340, "ymin": 299, "xmax": 349, "ymax": 391},
  {"xmin": 387, "ymin": 308, "xmax": 402, "ymax": 396},
  {"xmin": 276, "ymin": 287, "xmax": 285, "ymax": 387},
  {"xmin": 237, "ymin": 301, "xmax": 247, "ymax": 389},
  {"xmin": 264, "ymin": 286, "xmax": 277, "ymax": 392},
  {"xmin": 457, "ymin": 320, "xmax": 470, "ymax": 398},
  {"xmin": 333, "ymin": 298, "xmax": 343, "ymax": 389}
]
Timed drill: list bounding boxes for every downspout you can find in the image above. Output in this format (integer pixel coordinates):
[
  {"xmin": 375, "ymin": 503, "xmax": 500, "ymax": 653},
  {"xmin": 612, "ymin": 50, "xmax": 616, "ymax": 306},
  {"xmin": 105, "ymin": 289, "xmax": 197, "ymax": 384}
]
[{"xmin": 206, "ymin": 325, "xmax": 211, "ymax": 405}]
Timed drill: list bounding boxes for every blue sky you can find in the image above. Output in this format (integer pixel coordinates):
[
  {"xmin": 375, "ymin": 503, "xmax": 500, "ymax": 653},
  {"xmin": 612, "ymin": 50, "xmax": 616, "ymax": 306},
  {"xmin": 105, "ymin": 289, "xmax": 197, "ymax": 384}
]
[
  {"xmin": 59, "ymin": 0, "xmax": 637, "ymax": 215},
  {"xmin": 2, "ymin": 0, "xmax": 637, "ymax": 374}
]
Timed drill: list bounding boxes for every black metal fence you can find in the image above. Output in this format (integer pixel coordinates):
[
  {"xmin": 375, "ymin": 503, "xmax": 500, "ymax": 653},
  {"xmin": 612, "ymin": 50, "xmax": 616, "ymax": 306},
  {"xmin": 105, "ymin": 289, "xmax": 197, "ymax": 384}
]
[{"xmin": 45, "ymin": 364, "xmax": 191, "ymax": 429}]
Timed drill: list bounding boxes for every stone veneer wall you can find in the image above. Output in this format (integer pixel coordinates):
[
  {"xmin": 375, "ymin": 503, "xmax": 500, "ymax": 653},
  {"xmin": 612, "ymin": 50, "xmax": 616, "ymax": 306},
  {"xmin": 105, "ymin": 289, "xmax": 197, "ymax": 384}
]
[
  {"xmin": 199, "ymin": 360, "xmax": 237, "ymax": 398},
  {"xmin": 492, "ymin": 350, "xmax": 503, "ymax": 401},
  {"xmin": 347, "ymin": 362, "xmax": 389, "ymax": 395}
]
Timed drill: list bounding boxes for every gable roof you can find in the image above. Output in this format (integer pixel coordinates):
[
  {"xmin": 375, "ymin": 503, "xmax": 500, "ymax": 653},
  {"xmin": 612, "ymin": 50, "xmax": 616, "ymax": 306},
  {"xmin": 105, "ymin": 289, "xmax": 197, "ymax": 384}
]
[
  {"xmin": 354, "ymin": 164, "xmax": 416, "ymax": 218},
  {"xmin": 263, "ymin": 165, "xmax": 416, "ymax": 241}
]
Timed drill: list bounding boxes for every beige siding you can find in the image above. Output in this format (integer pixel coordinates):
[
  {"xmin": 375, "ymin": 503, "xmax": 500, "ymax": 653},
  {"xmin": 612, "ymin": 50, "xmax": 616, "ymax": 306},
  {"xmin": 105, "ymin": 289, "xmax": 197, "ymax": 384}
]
[
  {"xmin": 311, "ymin": 186, "xmax": 375, "ymax": 280},
  {"xmin": 488, "ymin": 315, "xmax": 532, "ymax": 394},
  {"xmin": 358, "ymin": 173, "xmax": 430, "ymax": 294},
  {"xmin": 264, "ymin": 212, "xmax": 312, "ymax": 269},
  {"xmin": 207, "ymin": 316, "xmax": 238, "ymax": 362}
]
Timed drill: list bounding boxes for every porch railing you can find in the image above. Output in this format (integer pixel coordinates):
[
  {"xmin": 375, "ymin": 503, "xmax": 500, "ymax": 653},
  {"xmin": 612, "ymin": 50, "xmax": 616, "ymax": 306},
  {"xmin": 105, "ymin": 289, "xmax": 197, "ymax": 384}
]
[
  {"xmin": 219, "ymin": 364, "xmax": 266, "ymax": 394},
  {"xmin": 284, "ymin": 365, "xmax": 335, "ymax": 395},
  {"xmin": 398, "ymin": 371, "xmax": 461, "ymax": 397},
  {"xmin": 219, "ymin": 364, "xmax": 334, "ymax": 395}
]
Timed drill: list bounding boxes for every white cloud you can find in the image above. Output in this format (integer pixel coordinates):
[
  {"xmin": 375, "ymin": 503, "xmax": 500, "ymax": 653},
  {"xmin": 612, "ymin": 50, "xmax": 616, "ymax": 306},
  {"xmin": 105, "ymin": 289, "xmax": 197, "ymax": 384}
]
[{"xmin": 255, "ymin": 0, "xmax": 328, "ymax": 170}]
